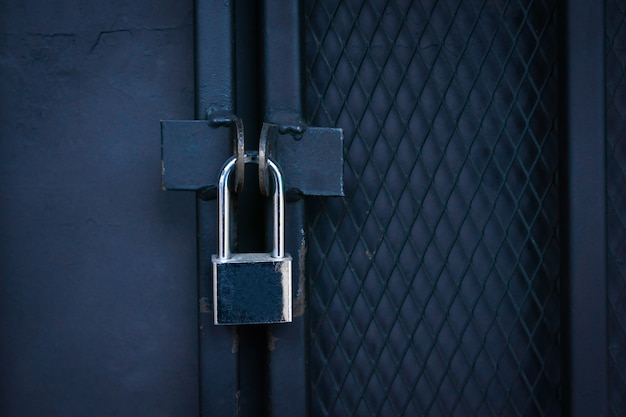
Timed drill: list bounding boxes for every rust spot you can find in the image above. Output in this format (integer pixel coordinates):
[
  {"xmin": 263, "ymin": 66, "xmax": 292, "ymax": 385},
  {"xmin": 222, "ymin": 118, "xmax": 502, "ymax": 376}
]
[
  {"xmin": 267, "ymin": 329, "xmax": 279, "ymax": 351},
  {"xmin": 231, "ymin": 329, "xmax": 239, "ymax": 354},
  {"xmin": 199, "ymin": 297, "xmax": 211, "ymax": 313},
  {"xmin": 293, "ymin": 229, "xmax": 307, "ymax": 317}
]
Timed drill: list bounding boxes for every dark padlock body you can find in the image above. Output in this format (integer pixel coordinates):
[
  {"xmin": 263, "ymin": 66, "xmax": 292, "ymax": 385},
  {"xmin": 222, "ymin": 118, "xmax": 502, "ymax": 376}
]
[{"xmin": 212, "ymin": 253, "xmax": 292, "ymax": 325}]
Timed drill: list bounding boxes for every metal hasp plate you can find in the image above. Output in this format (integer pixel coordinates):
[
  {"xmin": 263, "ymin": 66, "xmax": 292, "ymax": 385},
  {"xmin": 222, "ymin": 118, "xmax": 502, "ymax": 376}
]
[
  {"xmin": 212, "ymin": 254, "xmax": 292, "ymax": 325},
  {"xmin": 160, "ymin": 120, "xmax": 343, "ymax": 195},
  {"xmin": 160, "ymin": 120, "xmax": 231, "ymax": 191},
  {"xmin": 261, "ymin": 123, "xmax": 344, "ymax": 196}
]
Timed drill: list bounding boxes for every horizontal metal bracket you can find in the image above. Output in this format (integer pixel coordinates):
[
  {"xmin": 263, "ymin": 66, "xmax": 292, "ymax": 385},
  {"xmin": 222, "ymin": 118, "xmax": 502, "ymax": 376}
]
[
  {"xmin": 161, "ymin": 120, "xmax": 343, "ymax": 196},
  {"xmin": 262, "ymin": 123, "xmax": 344, "ymax": 196},
  {"xmin": 160, "ymin": 120, "xmax": 231, "ymax": 191}
]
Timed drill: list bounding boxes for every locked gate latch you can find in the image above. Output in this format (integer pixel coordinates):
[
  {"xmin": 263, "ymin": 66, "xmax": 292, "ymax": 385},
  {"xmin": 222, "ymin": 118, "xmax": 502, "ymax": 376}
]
[
  {"xmin": 212, "ymin": 152, "xmax": 292, "ymax": 325},
  {"xmin": 161, "ymin": 120, "xmax": 343, "ymax": 196}
]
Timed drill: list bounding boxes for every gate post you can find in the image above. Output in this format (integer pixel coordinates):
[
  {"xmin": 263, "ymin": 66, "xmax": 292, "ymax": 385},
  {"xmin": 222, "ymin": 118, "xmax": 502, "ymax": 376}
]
[{"xmin": 561, "ymin": 1, "xmax": 608, "ymax": 415}]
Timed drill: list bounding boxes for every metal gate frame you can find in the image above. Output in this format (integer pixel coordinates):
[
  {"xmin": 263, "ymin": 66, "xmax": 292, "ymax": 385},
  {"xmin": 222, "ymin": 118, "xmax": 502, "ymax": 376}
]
[
  {"xmin": 186, "ymin": 1, "xmax": 610, "ymax": 416},
  {"xmin": 561, "ymin": 2, "xmax": 607, "ymax": 416},
  {"xmin": 188, "ymin": 1, "xmax": 309, "ymax": 416}
]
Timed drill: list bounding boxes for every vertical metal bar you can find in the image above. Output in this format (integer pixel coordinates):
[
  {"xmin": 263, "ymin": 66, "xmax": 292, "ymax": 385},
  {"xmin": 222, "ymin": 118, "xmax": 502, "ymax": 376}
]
[
  {"xmin": 262, "ymin": 0, "xmax": 308, "ymax": 415},
  {"xmin": 195, "ymin": 1, "xmax": 238, "ymax": 416},
  {"xmin": 267, "ymin": 201, "xmax": 307, "ymax": 417},
  {"xmin": 263, "ymin": 0, "xmax": 305, "ymax": 131},
  {"xmin": 195, "ymin": 0, "xmax": 234, "ymax": 119},
  {"xmin": 561, "ymin": 0, "xmax": 608, "ymax": 415}
]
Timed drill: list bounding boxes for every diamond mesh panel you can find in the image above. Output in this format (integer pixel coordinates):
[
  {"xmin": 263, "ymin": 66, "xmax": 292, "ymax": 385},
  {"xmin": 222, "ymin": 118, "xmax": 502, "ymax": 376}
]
[
  {"xmin": 304, "ymin": 1, "xmax": 560, "ymax": 416},
  {"xmin": 606, "ymin": 1, "xmax": 626, "ymax": 416}
]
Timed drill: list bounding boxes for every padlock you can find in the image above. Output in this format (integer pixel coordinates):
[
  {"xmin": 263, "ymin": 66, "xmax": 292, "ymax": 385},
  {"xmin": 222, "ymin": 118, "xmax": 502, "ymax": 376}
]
[{"xmin": 212, "ymin": 152, "xmax": 292, "ymax": 325}]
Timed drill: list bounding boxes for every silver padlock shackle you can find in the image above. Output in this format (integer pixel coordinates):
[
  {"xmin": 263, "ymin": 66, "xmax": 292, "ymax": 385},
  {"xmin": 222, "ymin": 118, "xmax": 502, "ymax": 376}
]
[{"xmin": 217, "ymin": 152, "xmax": 285, "ymax": 260}]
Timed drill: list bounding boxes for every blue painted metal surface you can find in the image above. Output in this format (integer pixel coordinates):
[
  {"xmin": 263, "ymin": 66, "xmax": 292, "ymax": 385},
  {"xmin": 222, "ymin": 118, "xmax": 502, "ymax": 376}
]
[{"xmin": 0, "ymin": 1, "xmax": 200, "ymax": 416}]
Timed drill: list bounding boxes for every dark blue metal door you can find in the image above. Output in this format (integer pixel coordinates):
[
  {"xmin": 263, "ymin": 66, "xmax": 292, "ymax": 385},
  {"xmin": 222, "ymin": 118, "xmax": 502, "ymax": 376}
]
[{"xmin": 0, "ymin": 1, "xmax": 199, "ymax": 416}]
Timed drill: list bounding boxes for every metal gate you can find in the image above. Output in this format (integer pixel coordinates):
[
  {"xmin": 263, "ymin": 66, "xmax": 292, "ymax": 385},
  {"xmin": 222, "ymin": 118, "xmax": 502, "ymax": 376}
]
[
  {"xmin": 607, "ymin": 0, "xmax": 626, "ymax": 415},
  {"xmin": 189, "ymin": 0, "xmax": 616, "ymax": 415},
  {"xmin": 305, "ymin": 1, "xmax": 560, "ymax": 416},
  {"xmin": 2, "ymin": 0, "xmax": 625, "ymax": 416},
  {"xmin": 305, "ymin": 0, "xmax": 621, "ymax": 416}
]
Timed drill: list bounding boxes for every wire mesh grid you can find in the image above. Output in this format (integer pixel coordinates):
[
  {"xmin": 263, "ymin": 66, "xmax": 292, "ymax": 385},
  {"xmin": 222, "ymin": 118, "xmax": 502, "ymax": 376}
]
[
  {"xmin": 606, "ymin": 1, "xmax": 626, "ymax": 415},
  {"xmin": 304, "ymin": 0, "xmax": 560, "ymax": 416}
]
